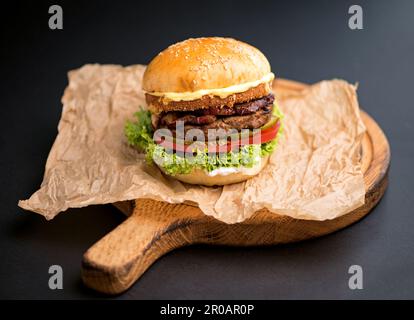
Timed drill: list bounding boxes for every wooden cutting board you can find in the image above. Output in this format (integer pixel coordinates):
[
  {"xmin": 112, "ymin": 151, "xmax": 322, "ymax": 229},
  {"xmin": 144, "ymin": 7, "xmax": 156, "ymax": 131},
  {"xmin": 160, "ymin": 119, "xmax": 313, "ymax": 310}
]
[{"xmin": 81, "ymin": 79, "xmax": 390, "ymax": 295}]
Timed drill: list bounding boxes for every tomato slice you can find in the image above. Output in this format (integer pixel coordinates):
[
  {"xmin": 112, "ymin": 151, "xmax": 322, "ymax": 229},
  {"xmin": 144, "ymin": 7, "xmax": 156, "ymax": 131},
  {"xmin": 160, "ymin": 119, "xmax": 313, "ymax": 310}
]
[{"xmin": 155, "ymin": 120, "xmax": 280, "ymax": 154}]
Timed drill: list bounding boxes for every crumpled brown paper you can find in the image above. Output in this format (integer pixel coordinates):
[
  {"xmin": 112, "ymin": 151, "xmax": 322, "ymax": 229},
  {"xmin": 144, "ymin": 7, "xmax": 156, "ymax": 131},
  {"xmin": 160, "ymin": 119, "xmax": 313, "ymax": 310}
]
[{"xmin": 18, "ymin": 64, "xmax": 366, "ymax": 223}]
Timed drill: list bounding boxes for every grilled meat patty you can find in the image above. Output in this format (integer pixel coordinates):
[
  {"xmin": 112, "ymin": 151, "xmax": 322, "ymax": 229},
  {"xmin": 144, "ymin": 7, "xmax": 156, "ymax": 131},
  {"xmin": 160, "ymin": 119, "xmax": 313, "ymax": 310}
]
[
  {"xmin": 146, "ymin": 83, "xmax": 271, "ymax": 115},
  {"xmin": 156, "ymin": 94, "xmax": 274, "ymax": 135},
  {"xmin": 197, "ymin": 94, "xmax": 274, "ymax": 116}
]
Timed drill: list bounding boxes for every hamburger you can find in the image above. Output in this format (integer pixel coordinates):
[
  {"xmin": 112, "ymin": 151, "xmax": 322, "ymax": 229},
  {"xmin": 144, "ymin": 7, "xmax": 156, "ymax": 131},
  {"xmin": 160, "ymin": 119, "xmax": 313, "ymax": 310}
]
[{"xmin": 125, "ymin": 37, "xmax": 283, "ymax": 186}]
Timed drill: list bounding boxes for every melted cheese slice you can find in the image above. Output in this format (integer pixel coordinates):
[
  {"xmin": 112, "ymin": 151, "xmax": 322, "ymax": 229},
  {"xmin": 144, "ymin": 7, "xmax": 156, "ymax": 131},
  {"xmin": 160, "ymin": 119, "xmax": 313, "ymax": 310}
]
[{"xmin": 145, "ymin": 72, "xmax": 275, "ymax": 102}]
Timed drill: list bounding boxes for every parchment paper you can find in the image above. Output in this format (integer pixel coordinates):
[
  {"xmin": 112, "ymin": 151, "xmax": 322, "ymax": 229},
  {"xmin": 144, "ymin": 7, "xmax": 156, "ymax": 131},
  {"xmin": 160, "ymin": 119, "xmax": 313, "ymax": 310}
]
[{"xmin": 18, "ymin": 64, "xmax": 366, "ymax": 223}]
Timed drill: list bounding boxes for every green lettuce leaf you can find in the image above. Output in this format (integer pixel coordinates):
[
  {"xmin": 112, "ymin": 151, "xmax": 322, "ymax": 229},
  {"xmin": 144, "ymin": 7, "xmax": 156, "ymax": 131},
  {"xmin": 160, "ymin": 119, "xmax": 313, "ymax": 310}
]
[
  {"xmin": 125, "ymin": 102, "xmax": 284, "ymax": 175},
  {"xmin": 124, "ymin": 110, "xmax": 153, "ymax": 151}
]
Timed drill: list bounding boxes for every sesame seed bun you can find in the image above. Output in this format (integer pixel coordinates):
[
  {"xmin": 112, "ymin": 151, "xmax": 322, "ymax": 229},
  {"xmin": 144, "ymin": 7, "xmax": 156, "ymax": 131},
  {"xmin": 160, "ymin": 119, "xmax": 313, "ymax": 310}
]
[{"xmin": 142, "ymin": 37, "xmax": 273, "ymax": 112}]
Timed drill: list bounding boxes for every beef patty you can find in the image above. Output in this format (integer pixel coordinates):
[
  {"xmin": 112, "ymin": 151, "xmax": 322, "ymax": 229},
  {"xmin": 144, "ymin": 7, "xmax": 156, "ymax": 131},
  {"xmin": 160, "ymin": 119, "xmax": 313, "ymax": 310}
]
[
  {"xmin": 155, "ymin": 94, "xmax": 274, "ymax": 135},
  {"xmin": 146, "ymin": 83, "xmax": 272, "ymax": 114}
]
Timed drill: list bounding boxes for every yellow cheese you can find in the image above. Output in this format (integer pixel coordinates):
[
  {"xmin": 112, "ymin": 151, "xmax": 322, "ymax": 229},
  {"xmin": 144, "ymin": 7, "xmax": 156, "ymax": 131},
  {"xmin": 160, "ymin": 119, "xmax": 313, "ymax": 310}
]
[{"xmin": 145, "ymin": 72, "xmax": 275, "ymax": 102}]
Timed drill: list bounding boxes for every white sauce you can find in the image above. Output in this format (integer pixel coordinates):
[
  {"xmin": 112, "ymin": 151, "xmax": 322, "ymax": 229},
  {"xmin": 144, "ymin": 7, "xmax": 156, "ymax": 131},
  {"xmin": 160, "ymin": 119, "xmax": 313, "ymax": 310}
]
[
  {"xmin": 207, "ymin": 167, "xmax": 239, "ymax": 177},
  {"xmin": 207, "ymin": 157, "xmax": 263, "ymax": 177}
]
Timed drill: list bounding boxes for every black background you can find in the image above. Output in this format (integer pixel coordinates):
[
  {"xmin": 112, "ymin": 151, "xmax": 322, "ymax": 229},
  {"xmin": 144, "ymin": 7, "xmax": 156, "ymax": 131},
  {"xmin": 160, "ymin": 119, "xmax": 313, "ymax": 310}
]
[{"xmin": 1, "ymin": 0, "xmax": 414, "ymax": 299}]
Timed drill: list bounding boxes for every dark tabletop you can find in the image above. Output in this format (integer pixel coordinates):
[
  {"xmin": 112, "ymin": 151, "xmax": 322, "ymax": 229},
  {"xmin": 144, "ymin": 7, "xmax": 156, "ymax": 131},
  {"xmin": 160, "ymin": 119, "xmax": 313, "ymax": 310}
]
[{"xmin": 1, "ymin": 0, "xmax": 414, "ymax": 299}]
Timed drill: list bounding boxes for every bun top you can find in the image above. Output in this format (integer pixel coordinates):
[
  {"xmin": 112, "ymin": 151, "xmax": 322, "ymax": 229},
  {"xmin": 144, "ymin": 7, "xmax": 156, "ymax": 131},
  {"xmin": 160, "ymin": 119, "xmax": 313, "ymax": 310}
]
[{"xmin": 142, "ymin": 37, "xmax": 272, "ymax": 94}]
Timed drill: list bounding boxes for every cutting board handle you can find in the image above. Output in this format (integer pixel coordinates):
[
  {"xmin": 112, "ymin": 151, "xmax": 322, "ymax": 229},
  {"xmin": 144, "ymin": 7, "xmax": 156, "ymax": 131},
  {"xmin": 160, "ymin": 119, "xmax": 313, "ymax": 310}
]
[{"xmin": 81, "ymin": 199, "xmax": 203, "ymax": 294}]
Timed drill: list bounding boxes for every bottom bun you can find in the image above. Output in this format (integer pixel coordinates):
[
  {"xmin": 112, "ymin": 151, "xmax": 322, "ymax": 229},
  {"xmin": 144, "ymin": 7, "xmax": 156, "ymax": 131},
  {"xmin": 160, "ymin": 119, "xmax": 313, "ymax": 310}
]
[{"xmin": 159, "ymin": 155, "xmax": 270, "ymax": 186}]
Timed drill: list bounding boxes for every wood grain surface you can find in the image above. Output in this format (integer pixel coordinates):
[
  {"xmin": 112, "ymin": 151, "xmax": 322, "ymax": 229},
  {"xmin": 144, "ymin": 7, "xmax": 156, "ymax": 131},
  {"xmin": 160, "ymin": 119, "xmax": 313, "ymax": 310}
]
[{"xmin": 81, "ymin": 79, "xmax": 390, "ymax": 295}]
